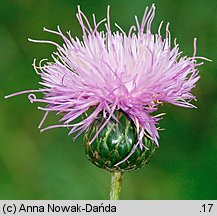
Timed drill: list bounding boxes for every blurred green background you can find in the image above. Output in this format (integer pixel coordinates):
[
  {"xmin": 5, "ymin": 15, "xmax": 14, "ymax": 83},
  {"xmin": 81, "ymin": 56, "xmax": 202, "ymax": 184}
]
[{"xmin": 0, "ymin": 0, "xmax": 216, "ymax": 199}]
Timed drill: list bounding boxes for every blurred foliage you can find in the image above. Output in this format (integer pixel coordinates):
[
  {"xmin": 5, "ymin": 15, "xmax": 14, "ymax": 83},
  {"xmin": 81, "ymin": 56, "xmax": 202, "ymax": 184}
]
[{"xmin": 0, "ymin": 0, "xmax": 217, "ymax": 199}]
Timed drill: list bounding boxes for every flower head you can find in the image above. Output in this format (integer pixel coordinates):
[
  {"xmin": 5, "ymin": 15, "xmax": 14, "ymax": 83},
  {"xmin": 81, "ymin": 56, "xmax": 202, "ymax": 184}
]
[{"xmin": 6, "ymin": 4, "xmax": 206, "ymax": 149}]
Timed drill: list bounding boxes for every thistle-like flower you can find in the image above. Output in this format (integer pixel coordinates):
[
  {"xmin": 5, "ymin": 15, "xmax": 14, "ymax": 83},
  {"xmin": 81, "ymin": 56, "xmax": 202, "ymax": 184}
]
[{"xmin": 6, "ymin": 4, "xmax": 207, "ymax": 173}]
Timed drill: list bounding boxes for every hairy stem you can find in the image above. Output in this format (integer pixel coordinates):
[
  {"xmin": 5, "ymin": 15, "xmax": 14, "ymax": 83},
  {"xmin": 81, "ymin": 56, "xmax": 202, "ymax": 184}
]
[{"xmin": 110, "ymin": 171, "xmax": 123, "ymax": 200}]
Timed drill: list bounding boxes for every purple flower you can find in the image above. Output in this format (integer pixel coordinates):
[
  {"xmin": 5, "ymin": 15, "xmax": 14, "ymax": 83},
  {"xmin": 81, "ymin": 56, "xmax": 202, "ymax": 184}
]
[{"xmin": 6, "ymin": 4, "xmax": 207, "ymax": 147}]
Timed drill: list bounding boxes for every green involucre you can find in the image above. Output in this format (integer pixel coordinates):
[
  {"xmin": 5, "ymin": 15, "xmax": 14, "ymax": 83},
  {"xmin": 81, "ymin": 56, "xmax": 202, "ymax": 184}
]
[{"xmin": 84, "ymin": 111, "xmax": 157, "ymax": 172}]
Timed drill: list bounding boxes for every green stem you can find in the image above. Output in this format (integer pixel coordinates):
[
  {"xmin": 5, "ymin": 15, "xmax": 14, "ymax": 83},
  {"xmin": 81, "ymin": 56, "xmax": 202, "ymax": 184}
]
[{"xmin": 110, "ymin": 171, "xmax": 123, "ymax": 200}]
